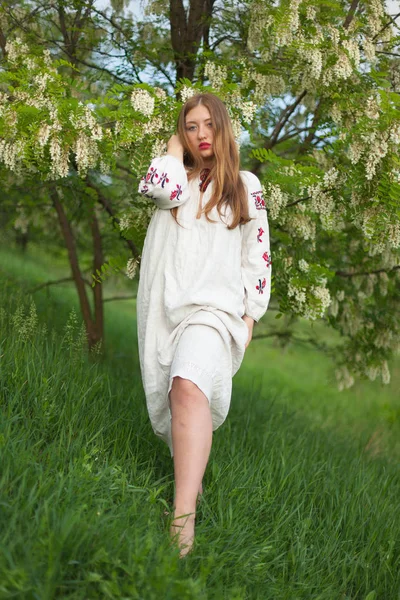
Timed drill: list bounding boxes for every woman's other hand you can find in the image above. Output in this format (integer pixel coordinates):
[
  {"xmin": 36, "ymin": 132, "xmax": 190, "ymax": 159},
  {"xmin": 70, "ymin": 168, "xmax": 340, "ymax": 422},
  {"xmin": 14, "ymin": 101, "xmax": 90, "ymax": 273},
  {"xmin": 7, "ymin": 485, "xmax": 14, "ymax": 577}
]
[
  {"xmin": 242, "ymin": 315, "xmax": 254, "ymax": 349},
  {"xmin": 167, "ymin": 134, "xmax": 184, "ymax": 162}
]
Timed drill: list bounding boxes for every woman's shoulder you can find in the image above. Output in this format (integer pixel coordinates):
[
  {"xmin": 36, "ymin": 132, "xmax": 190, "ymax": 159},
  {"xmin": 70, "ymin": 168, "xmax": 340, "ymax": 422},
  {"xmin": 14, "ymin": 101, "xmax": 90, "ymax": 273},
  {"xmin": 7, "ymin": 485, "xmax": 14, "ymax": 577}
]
[{"xmin": 239, "ymin": 170, "xmax": 262, "ymax": 190}]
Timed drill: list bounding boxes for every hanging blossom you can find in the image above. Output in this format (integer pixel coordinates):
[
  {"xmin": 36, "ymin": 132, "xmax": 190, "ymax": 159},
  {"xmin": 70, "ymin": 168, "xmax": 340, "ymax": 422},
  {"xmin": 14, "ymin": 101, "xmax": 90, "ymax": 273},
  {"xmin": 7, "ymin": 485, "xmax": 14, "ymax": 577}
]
[
  {"xmin": 180, "ymin": 86, "xmax": 197, "ymax": 103},
  {"xmin": 262, "ymin": 182, "xmax": 287, "ymax": 220},
  {"xmin": 143, "ymin": 117, "xmax": 163, "ymax": 136},
  {"xmin": 381, "ymin": 360, "xmax": 391, "ymax": 385},
  {"xmin": 287, "ymin": 277, "xmax": 331, "ymax": 321},
  {"xmin": 126, "ymin": 257, "xmax": 139, "ymax": 280},
  {"xmin": 119, "ymin": 214, "xmax": 132, "ymax": 231},
  {"xmin": 154, "ymin": 87, "xmax": 167, "ymax": 100},
  {"xmin": 298, "ymin": 259, "xmax": 309, "ymax": 272},
  {"xmin": 74, "ymin": 133, "xmax": 99, "ymax": 176},
  {"xmin": 241, "ymin": 100, "xmax": 257, "ymax": 124},
  {"xmin": 151, "ymin": 139, "xmax": 167, "ymax": 159},
  {"xmin": 307, "ymin": 183, "xmax": 336, "ymax": 229},
  {"xmin": 241, "ymin": 66, "xmax": 285, "ymax": 102},
  {"xmin": 286, "ymin": 213, "xmax": 316, "ymax": 243},
  {"xmin": 304, "ymin": 285, "xmax": 332, "ymax": 320},
  {"xmin": 69, "ymin": 106, "xmax": 103, "ymax": 141},
  {"xmin": 230, "ymin": 118, "xmax": 242, "ymax": 142},
  {"xmin": 275, "ymin": 0, "xmax": 302, "ymax": 47},
  {"xmin": 387, "ymin": 223, "xmax": 400, "ymax": 249},
  {"xmin": 204, "ymin": 62, "xmax": 228, "ymax": 91},
  {"xmin": 335, "ymin": 366, "xmax": 355, "ymax": 391},
  {"xmin": 5, "ymin": 38, "xmax": 30, "ymax": 62},
  {"xmin": 131, "ymin": 89, "xmax": 155, "ymax": 117},
  {"xmin": 0, "ymin": 139, "xmax": 25, "ymax": 171},
  {"xmin": 49, "ymin": 137, "xmax": 69, "ymax": 178}
]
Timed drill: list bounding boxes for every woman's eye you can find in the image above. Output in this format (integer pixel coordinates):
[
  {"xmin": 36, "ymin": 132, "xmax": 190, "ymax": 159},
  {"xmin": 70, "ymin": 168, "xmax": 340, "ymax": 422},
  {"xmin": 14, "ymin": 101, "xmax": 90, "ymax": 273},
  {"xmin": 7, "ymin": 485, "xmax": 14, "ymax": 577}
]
[
  {"xmin": 186, "ymin": 126, "xmax": 196, "ymax": 131},
  {"xmin": 207, "ymin": 122, "xmax": 213, "ymax": 127}
]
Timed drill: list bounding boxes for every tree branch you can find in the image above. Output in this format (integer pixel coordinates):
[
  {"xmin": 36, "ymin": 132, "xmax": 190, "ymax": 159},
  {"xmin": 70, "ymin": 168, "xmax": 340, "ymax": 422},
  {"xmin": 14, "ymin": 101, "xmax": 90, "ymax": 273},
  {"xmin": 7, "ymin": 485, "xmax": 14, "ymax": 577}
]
[
  {"xmin": 103, "ymin": 294, "xmax": 137, "ymax": 302},
  {"xmin": 29, "ymin": 276, "xmax": 75, "ymax": 293},
  {"xmin": 85, "ymin": 178, "xmax": 140, "ymax": 259},
  {"xmin": 372, "ymin": 11, "xmax": 400, "ymax": 40},
  {"xmin": 343, "ymin": 0, "xmax": 361, "ymax": 29}
]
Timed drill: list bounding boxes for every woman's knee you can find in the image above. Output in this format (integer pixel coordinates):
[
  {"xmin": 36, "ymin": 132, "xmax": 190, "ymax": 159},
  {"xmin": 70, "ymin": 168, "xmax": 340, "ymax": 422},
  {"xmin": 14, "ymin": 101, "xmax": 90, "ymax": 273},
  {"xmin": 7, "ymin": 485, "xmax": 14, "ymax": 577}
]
[{"xmin": 170, "ymin": 376, "xmax": 206, "ymax": 404}]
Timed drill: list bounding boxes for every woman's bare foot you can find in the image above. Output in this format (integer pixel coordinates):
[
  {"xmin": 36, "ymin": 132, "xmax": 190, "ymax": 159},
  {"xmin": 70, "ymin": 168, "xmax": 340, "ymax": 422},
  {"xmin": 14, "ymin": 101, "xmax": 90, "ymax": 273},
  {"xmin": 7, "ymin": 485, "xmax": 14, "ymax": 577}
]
[{"xmin": 170, "ymin": 511, "xmax": 195, "ymax": 558}]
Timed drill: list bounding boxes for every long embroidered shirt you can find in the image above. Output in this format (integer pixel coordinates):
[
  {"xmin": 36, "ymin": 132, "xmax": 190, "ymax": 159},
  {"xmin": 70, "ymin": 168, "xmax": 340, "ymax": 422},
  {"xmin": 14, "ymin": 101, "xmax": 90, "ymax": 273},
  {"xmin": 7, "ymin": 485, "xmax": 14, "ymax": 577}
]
[{"xmin": 136, "ymin": 154, "xmax": 271, "ymax": 450}]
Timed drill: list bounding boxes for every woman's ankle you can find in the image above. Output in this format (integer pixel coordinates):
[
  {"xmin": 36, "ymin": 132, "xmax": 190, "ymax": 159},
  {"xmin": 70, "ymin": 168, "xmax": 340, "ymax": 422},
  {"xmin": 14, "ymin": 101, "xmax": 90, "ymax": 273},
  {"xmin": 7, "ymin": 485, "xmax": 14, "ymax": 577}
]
[{"xmin": 173, "ymin": 507, "xmax": 196, "ymax": 520}]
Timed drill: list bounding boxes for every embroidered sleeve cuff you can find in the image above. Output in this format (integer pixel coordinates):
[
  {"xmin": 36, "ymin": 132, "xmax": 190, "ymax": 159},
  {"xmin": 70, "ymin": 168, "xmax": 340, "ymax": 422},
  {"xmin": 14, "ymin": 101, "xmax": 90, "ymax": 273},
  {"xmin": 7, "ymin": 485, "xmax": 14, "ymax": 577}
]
[{"xmin": 138, "ymin": 155, "xmax": 190, "ymax": 209}]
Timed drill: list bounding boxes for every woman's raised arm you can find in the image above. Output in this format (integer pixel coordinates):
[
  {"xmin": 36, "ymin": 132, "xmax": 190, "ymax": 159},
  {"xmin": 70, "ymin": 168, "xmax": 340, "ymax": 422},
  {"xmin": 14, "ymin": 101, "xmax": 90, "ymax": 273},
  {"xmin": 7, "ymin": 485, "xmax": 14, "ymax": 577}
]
[{"xmin": 138, "ymin": 135, "xmax": 190, "ymax": 210}]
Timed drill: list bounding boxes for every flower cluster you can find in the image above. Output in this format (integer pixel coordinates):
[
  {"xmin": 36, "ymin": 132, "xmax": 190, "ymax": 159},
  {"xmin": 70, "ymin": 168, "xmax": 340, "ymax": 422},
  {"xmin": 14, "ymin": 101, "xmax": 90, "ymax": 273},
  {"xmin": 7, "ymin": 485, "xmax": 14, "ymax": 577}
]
[
  {"xmin": 262, "ymin": 182, "xmax": 287, "ymax": 220},
  {"xmin": 287, "ymin": 277, "xmax": 331, "ymax": 321},
  {"xmin": 126, "ymin": 257, "xmax": 139, "ymax": 280},
  {"xmin": 286, "ymin": 213, "xmax": 316, "ymax": 242},
  {"xmin": 131, "ymin": 89, "xmax": 155, "ymax": 117},
  {"xmin": 180, "ymin": 86, "xmax": 197, "ymax": 103},
  {"xmin": 241, "ymin": 100, "xmax": 257, "ymax": 125},
  {"xmin": 119, "ymin": 214, "xmax": 132, "ymax": 231},
  {"xmin": 204, "ymin": 62, "xmax": 228, "ymax": 91},
  {"xmin": 5, "ymin": 38, "xmax": 30, "ymax": 62},
  {"xmin": 298, "ymin": 259, "xmax": 309, "ymax": 272}
]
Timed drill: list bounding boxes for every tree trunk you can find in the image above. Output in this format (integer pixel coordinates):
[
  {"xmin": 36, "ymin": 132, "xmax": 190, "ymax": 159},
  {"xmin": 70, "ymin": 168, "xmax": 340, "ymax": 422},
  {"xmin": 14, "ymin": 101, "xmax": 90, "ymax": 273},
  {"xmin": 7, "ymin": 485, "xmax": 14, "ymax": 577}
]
[
  {"xmin": 51, "ymin": 187, "xmax": 104, "ymax": 349},
  {"xmin": 91, "ymin": 205, "xmax": 104, "ymax": 348},
  {"xmin": 169, "ymin": 0, "xmax": 214, "ymax": 82}
]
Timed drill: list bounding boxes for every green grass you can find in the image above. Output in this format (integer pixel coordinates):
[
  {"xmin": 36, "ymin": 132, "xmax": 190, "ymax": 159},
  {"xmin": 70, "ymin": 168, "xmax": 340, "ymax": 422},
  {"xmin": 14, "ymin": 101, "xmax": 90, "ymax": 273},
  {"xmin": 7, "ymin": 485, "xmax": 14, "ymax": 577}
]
[{"xmin": 1, "ymin": 246, "xmax": 400, "ymax": 599}]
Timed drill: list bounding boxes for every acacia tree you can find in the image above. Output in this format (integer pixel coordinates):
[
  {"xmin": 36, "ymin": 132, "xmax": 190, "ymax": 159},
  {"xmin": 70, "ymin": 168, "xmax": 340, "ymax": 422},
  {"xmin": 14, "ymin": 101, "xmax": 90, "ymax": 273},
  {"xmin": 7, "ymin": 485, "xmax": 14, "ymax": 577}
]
[{"xmin": 0, "ymin": 0, "xmax": 399, "ymax": 388}]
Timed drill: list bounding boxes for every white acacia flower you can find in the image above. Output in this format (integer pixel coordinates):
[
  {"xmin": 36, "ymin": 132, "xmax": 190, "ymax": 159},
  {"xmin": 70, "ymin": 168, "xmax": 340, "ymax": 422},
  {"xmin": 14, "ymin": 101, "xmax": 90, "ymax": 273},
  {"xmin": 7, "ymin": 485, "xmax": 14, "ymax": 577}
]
[
  {"xmin": 298, "ymin": 259, "xmax": 309, "ymax": 272},
  {"xmin": 5, "ymin": 38, "xmax": 30, "ymax": 62},
  {"xmin": 151, "ymin": 139, "xmax": 167, "ymax": 158},
  {"xmin": 126, "ymin": 257, "xmax": 138, "ymax": 279},
  {"xmin": 230, "ymin": 118, "xmax": 242, "ymax": 141},
  {"xmin": 119, "ymin": 214, "xmax": 132, "ymax": 231},
  {"xmin": 263, "ymin": 183, "xmax": 287, "ymax": 220},
  {"xmin": 241, "ymin": 100, "xmax": 257, "ymax": 124},
  {"xmin": 204, "ymin": 62, "xmax": 227, "ymax": 90},
  {"xmin": 381, "ymin": 360, "xmax": 391, "ymax": 384},
  {"xmin": 131, "ymin": 89, "xmax": 155, "ymax": 117},
  {"xmin": 154, "ymin": 87, "xmax": 167, "ymax": 100},
  {"xmin": 180, "ymin": 86, "xmax": 197, "ymax": 103},
  {"xmin": 38, "ymin": 123, "xmax": 51, "ymax": 147},
  {"xmin": 49, "ymin": 137, "xmax": 69, "ymax": 178},
  {"xmin": 335, "ymin": 366, "xmax": 355, "ymax": 391}
]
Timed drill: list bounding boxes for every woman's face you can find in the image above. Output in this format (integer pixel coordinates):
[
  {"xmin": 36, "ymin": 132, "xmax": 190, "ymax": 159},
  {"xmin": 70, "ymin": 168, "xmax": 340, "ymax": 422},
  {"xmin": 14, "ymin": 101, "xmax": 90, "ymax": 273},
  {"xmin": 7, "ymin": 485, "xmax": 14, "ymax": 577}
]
[{"xmin": 184, "ymin": 104, "xmax": 214, "ymax": 165}]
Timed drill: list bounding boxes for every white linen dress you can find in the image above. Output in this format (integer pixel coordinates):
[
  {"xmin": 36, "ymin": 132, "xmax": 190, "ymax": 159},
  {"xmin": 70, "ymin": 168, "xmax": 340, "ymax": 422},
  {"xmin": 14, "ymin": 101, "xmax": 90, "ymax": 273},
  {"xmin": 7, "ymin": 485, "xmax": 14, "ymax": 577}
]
[{"xmin": 136, "ymin": 154, "xmax": 271, "ymax": 455}]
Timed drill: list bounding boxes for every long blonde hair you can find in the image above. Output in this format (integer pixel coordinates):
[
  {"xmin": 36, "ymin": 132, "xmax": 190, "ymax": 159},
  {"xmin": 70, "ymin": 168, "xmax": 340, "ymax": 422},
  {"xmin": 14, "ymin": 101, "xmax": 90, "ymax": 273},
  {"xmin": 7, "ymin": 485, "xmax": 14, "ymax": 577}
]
[{"xmin": 171, "ymin": 93, "xmax": 252, "ymax": 230}]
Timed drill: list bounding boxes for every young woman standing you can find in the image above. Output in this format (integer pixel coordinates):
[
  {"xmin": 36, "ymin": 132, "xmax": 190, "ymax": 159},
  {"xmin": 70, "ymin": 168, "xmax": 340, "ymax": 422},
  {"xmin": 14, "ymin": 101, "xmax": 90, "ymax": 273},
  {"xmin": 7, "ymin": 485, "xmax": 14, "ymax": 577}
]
[{"xmin": 137, "ymin": 93, "xmax": 271, "ymax": 557}]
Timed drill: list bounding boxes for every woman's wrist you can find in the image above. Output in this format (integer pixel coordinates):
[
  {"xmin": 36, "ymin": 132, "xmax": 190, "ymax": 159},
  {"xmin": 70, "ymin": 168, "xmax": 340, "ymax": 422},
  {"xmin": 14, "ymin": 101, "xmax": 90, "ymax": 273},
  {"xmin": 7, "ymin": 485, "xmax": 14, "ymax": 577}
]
[{"xmin": 167, "ymin": 148, "xmax": 184, "ymax": 162}]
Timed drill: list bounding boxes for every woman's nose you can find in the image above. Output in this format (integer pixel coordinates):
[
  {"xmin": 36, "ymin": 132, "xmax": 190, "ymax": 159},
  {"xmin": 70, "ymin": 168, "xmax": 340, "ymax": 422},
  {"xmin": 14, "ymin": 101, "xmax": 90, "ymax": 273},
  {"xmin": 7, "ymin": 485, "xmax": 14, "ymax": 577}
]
[{"xmin": 198, "ymin": 126, "xmax": 207, "ymax": 139}]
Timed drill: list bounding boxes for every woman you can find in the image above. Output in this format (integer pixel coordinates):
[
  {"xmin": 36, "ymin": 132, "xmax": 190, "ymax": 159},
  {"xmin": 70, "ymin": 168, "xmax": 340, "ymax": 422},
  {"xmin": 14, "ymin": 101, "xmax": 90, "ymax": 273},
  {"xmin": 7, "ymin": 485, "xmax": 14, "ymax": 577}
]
[{"xmin": 137, "ymin": 92, "xmax": 271, "ymax": 557}]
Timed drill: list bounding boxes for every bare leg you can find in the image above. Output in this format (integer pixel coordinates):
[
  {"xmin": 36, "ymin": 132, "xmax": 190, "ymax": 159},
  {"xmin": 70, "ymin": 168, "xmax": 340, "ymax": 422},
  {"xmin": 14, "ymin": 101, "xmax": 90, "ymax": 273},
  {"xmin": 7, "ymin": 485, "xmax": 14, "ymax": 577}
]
[{"xmin": 169, "ymin": 376, "xmax": 212, "ymax": 557}]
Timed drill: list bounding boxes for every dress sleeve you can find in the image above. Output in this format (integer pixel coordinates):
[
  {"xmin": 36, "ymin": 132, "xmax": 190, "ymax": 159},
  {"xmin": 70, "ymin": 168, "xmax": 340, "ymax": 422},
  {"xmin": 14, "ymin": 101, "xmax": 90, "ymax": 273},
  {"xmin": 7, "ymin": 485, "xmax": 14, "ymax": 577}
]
[
  {"xmin": 138, "ymin": 154, "xmax": 191, "ymax": 209},
  {"xmin": 240, "ymin": 171, "xmax": 272, "ymax": 323}
]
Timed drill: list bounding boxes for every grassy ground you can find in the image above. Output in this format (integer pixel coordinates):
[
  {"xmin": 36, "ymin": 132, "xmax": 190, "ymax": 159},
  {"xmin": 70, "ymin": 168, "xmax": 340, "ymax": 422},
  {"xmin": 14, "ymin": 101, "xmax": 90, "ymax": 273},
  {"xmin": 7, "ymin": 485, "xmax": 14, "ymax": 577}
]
[{"xmin": 1, "ymin": 245, "xmax": 400, "ymax": 599}]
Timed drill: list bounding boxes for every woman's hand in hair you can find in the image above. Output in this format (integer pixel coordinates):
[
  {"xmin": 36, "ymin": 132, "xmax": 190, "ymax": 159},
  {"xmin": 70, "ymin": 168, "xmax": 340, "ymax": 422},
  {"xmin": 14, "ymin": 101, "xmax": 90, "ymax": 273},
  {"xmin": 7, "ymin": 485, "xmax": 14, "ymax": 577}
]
[
  {"xmin": 242, "ymin": 315, "xmax": 254, "ymax": 350},
  {"xmin": 167, "ymin": 134, "xmax": 184, "ymax": 162}
]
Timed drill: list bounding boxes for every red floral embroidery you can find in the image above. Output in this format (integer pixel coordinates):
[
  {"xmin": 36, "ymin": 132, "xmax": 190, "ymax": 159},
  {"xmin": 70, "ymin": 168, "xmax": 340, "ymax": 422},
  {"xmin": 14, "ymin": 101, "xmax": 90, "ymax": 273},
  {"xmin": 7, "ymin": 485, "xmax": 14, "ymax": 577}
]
[
  {"xmin": 251, "ymin": 190, "xmax": 266, "ymax": 210},
  {"xmin": 170, "ymin": 184, "xmax": 182, "ymax": 201},
  {"xmin": 145, "ymin": 167, "xmax": 159, "ymax": 184},
  {"xmin": 159, "ymin": 172, "xmax": 169, "ymax": 188},
  {"xmin": 199, "ymin": 168, "xmax": 212, "ymax": 192},
  {"xmin": 256, "ymin": 277, "xmax": 266, "ymax": 294},
  {"xmin": 257, "ymin": 227, "xmax": 264, "ymax": 242},
  {"xmin": 263, "ymin": 251, "xmax": 272, "ymax": 267}
]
